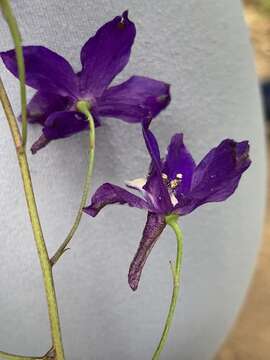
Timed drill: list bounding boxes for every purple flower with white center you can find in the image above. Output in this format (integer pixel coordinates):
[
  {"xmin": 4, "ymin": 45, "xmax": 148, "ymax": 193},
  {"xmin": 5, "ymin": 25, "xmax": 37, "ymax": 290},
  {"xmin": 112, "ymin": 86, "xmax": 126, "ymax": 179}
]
[
  {"xmin": 0, "ymin": 11, "xmax": 170, "ymax": 153},
  {"xmin": 84, "ymin": 122, "xmax": 251, "ymax": 290}
]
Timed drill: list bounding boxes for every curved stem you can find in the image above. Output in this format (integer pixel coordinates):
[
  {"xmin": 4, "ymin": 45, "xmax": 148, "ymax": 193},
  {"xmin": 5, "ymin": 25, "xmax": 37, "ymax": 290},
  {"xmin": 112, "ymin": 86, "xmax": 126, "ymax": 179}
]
[
  {"xmin": 152, "ymin": 214, "xmax": 183, "ymax": 360},
  {"xmin": 0, "ymin": 78, "xmax": 65, "ymax": 360},
  {"xmin": 50, "ymin": 101, "xmax": 95, "ymax": 266},
  {"xmin": 0, "ymin": 351, "xmax": 47, "ymax": 360},
  {"xmin": 0, "ymin": 347, "xmax": 53, "ymax": 360},
  {"xmin": 0, "ymin": 0, "xmax": 27, "ymax": 146}
]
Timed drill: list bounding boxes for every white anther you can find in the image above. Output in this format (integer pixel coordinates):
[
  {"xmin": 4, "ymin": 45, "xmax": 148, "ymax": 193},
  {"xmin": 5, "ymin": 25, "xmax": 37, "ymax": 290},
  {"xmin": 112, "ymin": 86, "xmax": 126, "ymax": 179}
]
[{"xmin": 162, "ymin": 173, "xmax": 168, "ymax": 180}]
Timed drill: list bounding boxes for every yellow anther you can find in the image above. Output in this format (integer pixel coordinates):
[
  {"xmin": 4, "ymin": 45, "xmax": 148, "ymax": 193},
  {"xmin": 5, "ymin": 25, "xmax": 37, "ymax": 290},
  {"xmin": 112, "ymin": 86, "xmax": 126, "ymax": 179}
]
[
  {"xmin": 169, "ymin": 173, "xmax": 183, "ymax": 189},
  {"xmin": 170, "ymin": 179, "xmax": 179, "ymax": 189}
]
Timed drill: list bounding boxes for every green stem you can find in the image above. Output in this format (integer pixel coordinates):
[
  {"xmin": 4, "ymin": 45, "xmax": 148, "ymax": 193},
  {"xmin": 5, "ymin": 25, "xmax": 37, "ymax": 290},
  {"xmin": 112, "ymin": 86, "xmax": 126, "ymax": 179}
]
[
  {"xmin": 0, "ymin": 347, "xmax": 54, "ymax": 360},
  {"xmin": 0, "ymin": 78, "xmax": 65, "ymax": 360},
  {"xmin": 0, "ymin": 0, "xmax": 27, "ymax": 146},
  {"xmin": 0, "ymin": 350, "xmax": 47, "ymax": 360},
  {"xmin": 50, "ymin": 100, "xmax": 95, "ymax": 266},
  {"xmin": 152, "ymin": 214, "xmax": 183, "ymax": 360}
]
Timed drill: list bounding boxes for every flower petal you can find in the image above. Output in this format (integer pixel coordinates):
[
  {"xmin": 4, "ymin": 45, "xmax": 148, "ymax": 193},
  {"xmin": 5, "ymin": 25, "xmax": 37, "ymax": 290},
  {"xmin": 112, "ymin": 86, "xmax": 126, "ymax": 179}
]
[
  {"xmin": 97, "ymin": 76, "xmax": 170, "ymax": 123},
  {"xmin": 1, "ymin": 46, "xmax": 79, "ymax": 97},
  {"xmin": 142, "ymin": 119, "xmax": 172, "ymax": 213},
  {"xmin": 30, "ymin": 111, "xmax": 88, "ymax": 154},
  {"xmin": 176, "ymin": 139, "xmax": 251, "ymax": 215},
  {"xmin": 83, "ymin": 183, "xmax": 150, "ymax": 217},
  {"xmin": 163, "ymin": 134, "xmax": 196, "ymax": 195},
  {"xmin": 19, "ymin": 91, "xmax": 70, "ymax": 125},
  {"xmin": 128, "ymin": 212, "xmax": 166, "ymax": 290},
  {"xmin": 142, "ymin": 118, "xmax": 162, "ymax": 170},
  {"xmin": 79, "ymin": 11, "xmax": 136, "ymax": 97},
  {"xmin": 143, "ymin": 162, "xmax": 173, "ymax": 214},
  {"xmin": 43, "ymin": 111, "xmax": 88, "ymax": 140}
]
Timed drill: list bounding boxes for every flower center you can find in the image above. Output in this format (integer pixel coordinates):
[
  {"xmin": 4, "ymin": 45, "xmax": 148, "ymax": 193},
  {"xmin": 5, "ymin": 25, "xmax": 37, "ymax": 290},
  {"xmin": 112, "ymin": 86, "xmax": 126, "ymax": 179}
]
[
  {"xmin": 162, "ymin": 173, "xmax": 183, "ymax": 206},
  {"xmin": 162, "ymin": 173, "xmax": 183, "ymax": 190}
]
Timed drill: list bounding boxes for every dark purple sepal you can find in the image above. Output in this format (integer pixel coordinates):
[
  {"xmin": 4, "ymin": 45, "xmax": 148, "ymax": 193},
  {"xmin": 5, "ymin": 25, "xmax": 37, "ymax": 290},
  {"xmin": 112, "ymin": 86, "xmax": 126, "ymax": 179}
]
[
  {"xmin": 1, "ymin": 46, "xmax": 79, "ymax": 97},
  {"xmin": 83, "ymin": 183, "xmax": 150, "ymax": 217},
  {"xmin": 19, "ymin": 91, "xmax": 70, "ymax": 125},
  {"xmin": 30, "ymin": 111, "xmax": 89, "ymax": 154},
  {"xmin": 43, "ymin": 111, "xmax": 88, "ymax": 140},
  {"xmin": 97, "ymin": 76, "xmax": 170, "ymax": 123},
  {"xmin": 143, "ymin": 162, "xmax": 173, "ymax": 214},
  {"xmin": 175, "ymin": 139, "xmax": 251, "ymax": 215},
  {"xmin": 163, "ymin": 134, "xmax": 196, "ymax": 196},
  {"xmin": 142, "ymin": 118, "xmax": 162, "ymax": 170},
  {"xmin": 79, "ymin": 10, "xmax": 136, "ymax": 97},
  {"xmin": 142, "ymin": 119, "xmax": 173, "ymax": 213},
  {"xmin": 128, "ymin": 212, "xmax": 166, "ymax": 291}
]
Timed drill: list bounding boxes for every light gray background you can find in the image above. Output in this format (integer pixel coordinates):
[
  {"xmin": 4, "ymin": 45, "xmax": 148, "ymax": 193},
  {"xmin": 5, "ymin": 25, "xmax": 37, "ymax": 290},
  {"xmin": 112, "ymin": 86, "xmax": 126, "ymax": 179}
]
[{"xmin": 0, "ymin": 1, "xmax": 266, "ymax": 359}]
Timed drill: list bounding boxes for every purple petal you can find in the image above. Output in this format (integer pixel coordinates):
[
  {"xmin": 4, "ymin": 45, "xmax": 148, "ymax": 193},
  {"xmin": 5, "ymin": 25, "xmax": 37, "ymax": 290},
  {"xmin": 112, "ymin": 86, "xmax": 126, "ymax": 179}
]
[
  {"xmin": 128, "ymin": 212, "xmax": 166, "ymax": 290},
  {"xmin": 143, "ymin": 162, "xmax": 173, "ymax": 214},
  {"xmin": 163, "ymin": 134, "xmax": 196, "ymax": 195},
  {"xmin": 30, "ymin": 111, "xmax": 88, "ymax": 154},
  {"xmin": 142, "ymin": 119, "xmax": 172, "ymax": 213},
  {"xmin": 83, "ymin": 183, "xmax": 150, "ymax": 217},
  {"xmin": 79, "ymin": 11, "xmax": 135, "ymax": 97},
  {"xmin": 1, "ymin": 46, "xmax": 79, "ymax": 97},
  {"xmin": 142, "ymin": 118, "xmax": 162, "ymax": 170},
  {"xmin": 97, "ymin": 76, "xmax": 170, "ymax": 123},
  {"xmin": 176, "ymin": 139, "xmax": 251, "ymax": 215},
  {"xmin": 19, "ymin": 91, "xmax": 70, "ymax": 125},
  {"xmin": 43, "ymin": 111, "xmax": 88, "ymax": 140}
]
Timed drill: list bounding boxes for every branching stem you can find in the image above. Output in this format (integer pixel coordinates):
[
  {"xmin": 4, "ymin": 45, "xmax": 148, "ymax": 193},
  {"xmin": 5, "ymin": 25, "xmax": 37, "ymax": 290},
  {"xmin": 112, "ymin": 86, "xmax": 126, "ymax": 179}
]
[{"xmin": 0, "ymin": 78, "xmax": 65, "ymax": 360}]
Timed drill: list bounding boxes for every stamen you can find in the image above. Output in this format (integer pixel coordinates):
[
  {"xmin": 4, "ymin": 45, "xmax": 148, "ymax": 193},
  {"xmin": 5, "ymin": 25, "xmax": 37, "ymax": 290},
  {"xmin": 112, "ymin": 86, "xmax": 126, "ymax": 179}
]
[
  {"xmin": 170, "ymin": 179, "xmax": 179, "ymax": 189},
  {"xmin": 169, "ymin": 173, "xmax": 183, "ymax": 189},
  {"xmin": 162, "ymin": 173, "xmax": 168, "ymax": 181}
]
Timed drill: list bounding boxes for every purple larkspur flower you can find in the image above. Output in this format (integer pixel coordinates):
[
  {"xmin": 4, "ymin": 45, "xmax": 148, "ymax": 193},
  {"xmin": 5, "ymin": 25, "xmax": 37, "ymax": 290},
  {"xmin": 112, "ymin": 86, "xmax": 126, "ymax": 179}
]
[
  {"xmin": 0, "ymin": 11, "xmax": 170, "ymax": 153},
  {"xmin": 84, "ymin": 121, "xmax": 251, "ymax": 290}
]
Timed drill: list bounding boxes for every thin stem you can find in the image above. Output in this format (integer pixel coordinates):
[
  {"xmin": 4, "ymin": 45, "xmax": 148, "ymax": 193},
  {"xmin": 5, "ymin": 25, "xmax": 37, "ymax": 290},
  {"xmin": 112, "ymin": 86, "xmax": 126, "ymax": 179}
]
[
  {"xmin": 152, "ymin": 214, "xmax": 183, "ymax": 360},
  {"xmin": 0, "ymin": 0, "xmax": 27, "ymax": 146},
  {"xmin": 0, "ymin": 350, "xmax": 48, "ymax": 360},
  {"xmin": 0, "ymin": 347, "xmax": 53, "ymax": 360},
  {"xmin": 50, "ymin": 101, "xmax": 95, "ymax": 266},
  {"xmin": 0, "ymin": 77, "xmax": 65, "ymax": 360}
]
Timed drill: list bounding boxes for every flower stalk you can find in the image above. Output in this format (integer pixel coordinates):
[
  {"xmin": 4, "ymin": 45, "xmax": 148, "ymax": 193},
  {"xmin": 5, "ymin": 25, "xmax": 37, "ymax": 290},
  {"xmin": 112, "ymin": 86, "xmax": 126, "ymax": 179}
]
[
  {"xmin": 50, "ymin": 100, "xmax": 96, "ymax": 266},
  {"xmin": 0, "ymin": 0, "xmax": 27, "ymax": 146},
  {"xmin": 0, "ymin": 349, "xmax": 50, "ymax": 360},
  {"xmin": 0, "ymin": 77, "xmax": 65, "ymax": 360},
  {"xmin": 152, "ymin": 214, "xmax": 183, "ymax": 360}
]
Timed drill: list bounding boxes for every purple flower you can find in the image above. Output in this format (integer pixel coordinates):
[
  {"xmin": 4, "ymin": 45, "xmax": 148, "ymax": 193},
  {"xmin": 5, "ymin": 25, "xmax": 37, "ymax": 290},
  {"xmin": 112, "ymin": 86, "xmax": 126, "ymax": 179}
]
[
  {"xmin": 1, "ymin": 11, "xmax": 170, "ymax": 153},
  {"xmin": 84, "ymin": 123, "xmax": 251, "ymax": 291}
]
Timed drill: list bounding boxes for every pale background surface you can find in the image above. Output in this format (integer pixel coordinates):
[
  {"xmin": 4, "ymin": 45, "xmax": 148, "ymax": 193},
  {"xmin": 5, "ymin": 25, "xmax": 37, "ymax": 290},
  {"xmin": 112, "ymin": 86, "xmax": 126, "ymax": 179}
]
[
  {"xmin": 0, "ymin": 1, "xmax": 266, "ymax": 359},
  {"xmin": 216, "ymin": 2, "xmax": 270, "ymax": 358}
]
